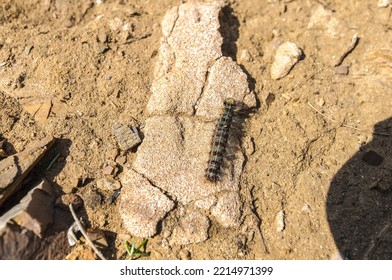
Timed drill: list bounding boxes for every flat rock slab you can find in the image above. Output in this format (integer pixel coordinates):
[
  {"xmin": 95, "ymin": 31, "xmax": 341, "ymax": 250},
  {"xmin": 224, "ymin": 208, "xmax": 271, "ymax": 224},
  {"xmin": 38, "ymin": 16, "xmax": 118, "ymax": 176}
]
[
  {"xmin": 120, "ymin": 169, "xmax": 175, "ymax": 237},
  {"xmin": 0, "ymin": 136, "xmax": 54, "ymax": 206},
  {"xmin": 120, "ymin": 1, "xmax": 256, "ymax": 242},
  {"xmin": 0, "ymin": 179, "xmax": 54, "ymax": 238},
  {"xmin": 171, "ymin": 209, "xmax": 211, "ymax": 245}
]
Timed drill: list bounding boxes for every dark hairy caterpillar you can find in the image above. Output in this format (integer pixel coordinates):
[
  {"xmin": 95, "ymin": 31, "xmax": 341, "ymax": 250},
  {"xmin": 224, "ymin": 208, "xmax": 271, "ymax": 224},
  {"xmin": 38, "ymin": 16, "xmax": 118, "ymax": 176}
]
[{"xmin": 206, "ymin": 97, "xmax": 237, "ymax": 181}]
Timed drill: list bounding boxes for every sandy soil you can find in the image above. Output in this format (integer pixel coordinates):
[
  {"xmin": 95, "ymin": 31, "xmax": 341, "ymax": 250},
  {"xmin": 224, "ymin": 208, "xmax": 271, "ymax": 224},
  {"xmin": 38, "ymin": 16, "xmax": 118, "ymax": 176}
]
[{"xmin": 1, "ymin": 0, "xmax": 392, "ymax": 260}]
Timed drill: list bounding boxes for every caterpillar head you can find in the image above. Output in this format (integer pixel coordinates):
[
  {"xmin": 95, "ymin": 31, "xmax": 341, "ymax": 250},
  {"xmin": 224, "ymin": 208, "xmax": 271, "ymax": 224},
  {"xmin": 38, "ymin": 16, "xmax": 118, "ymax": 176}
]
[{"xmin": 224, "ymin": 98, "xmax": 236, "ymax": 106}]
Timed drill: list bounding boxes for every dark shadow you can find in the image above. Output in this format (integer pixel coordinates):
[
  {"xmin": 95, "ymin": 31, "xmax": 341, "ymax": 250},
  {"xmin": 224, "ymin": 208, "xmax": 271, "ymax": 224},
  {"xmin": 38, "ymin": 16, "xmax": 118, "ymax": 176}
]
[
  {"xmin": 218, "ymin": 5, "xmax": 259, "ymax": 106},
  {"xmin": 0, "ymin": 135, "xmax": 17, "ymax": 156},
  {"xmin": 0, "ymin": 138, "xmax": 72, "ymax": 215},
  {"xmin": 0, "ymin": 137, "xmax": 73, "ymax": 259},
  {"xmin": 35, "ymin": 138, "xmax": 72, "ymax": 182},
  {"xmin": 327, "ymin": 117, "xmax": 392, "ymax": 259},
  {"xmin": 219, "ymin": 6, "xmax": 239, "ymax": 60},
  {"xmin": 102, "ymin": 230, "xmax": 118, "ymax": 259}
]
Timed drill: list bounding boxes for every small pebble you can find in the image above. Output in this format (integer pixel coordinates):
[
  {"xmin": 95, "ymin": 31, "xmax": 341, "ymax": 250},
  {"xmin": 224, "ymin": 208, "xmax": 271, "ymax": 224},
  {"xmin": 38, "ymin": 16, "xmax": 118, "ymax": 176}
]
[
  {"xmin": 112, "ymin": 124, "xmax": 141, "ymax": 151},
  {"xmin": 102, "ymin": 160, "xmax": 118, "ymax": 176},
  {"xmin": 361, "ymin": 150, "xmax": 384, "ymax": 166},
  {"xmin": 240, "ymin": 49, "xmax": 253, "ymax": 62},
  {"xmin": 97, "ymin": 44, "xmax": 110, "ymax": 54},
  {"xmin": 161, "ymin": 229, "xmax": 172, "ymax": 239},
  {"xmin": 243, "ymin": 137, "xmax": 256, "ymax": 156},
  {"xmin": 55, "ymin": 193, "xmax": 83, "ymax": 211},
  {"xmin": 301, "ymin": 204, "xmax": 311, "ymax": 214},
  {"xmin": 102, "ymin": 165, "xmax": 115, "ymax": 176},
  {"xmin": 275, "ymin": 210, "xmax": 285, "ymax": 232},
  {"xmin": 177, "ymin": 249, "xmax": 191, "ymax": 260},
  {"xmin": 86, "ymin": 228, "xmax": 108, "ymax": 248},
  {"xmin": 262, "ymin": 92, "xmax": 275, "ymax": 108},
  {"xmin": 271, "ymin": 42, "xmax": 302, "ymax": 80},
  {"xmin": 97, "ymin": 31, "xmax": 109, "ymax": 43},
  {"xmin": 64, "ymin": 16, "xmax": 75, "ymax": 28},
  {"xmin": 378, "ymin": 0, "xmax": 391, "ymax": 8},
  {"xmin": 334, "ymin": 65, "xmax": 349, "ymax": 75},
  {"xmin": 24, "ymin": 45, "xmax": 33, "ymax": 56},
  {"xmin": 96, "ymin": 176, "xmax": 121, "ymax": 191},
  {"xmin": 316, "ymin": 98, "xmax": 325, "ymax": 107},
  {"xmin": 115, "ymin": 155, "xmax": 127, "ymax": 165},
  {"xmin": 369, "ymin": 179, "xmax": 390, "ymax": 192},
  {"xmin": 357, "ymin": 135, "xmax": 368, "ymax": 145}
]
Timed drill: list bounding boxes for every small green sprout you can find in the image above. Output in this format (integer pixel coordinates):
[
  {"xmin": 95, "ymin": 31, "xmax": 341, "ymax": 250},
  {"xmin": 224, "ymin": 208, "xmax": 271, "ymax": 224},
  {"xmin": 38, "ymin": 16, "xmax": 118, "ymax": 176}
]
[
  {"xmin": 125, "ymin": 239, "xmax": 150, "ymax": 259},
  {"xmin": 46, "ymin": 153, "xmax": 61, "ymax": 170}
]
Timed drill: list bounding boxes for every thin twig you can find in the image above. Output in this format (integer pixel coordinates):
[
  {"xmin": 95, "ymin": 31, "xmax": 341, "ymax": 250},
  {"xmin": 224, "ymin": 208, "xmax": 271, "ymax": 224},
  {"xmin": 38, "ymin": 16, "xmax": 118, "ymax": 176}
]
[
  {"xmin": 307, "ymin": 102, "xmax": 392, "ymax": 136},
  {"xmin": 364, "ymin": 222, "xmax": 392, "ymax": 259},
  {"xmin": 314, "ymin": 0, "xmax": 336, "ymax": 12},
  {"xmin": 334, "ymin": 33, "xmax": 359, "ymax": 67},
  {"xmin": 68, "ymin": 203, "xmax": 107, "ymax": 260}
]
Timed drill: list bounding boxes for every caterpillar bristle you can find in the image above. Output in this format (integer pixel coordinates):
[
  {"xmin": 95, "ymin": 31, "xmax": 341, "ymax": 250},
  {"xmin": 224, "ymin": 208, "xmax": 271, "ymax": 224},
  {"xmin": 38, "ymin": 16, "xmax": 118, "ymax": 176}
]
[{"xmin": 205, "ymin": 98, "xmax": 237, "ymax": 182}]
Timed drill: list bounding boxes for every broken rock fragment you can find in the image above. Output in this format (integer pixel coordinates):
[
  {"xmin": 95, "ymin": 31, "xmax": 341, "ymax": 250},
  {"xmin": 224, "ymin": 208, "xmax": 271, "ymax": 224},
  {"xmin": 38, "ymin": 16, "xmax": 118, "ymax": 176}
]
[
  {"xmin": 55, "ymin": 193, "xmax": 83, "ymax": 211},
  {"xmin": 112, "ymin": 124, "xmax": 141, "ymax": 151},
  {"xmin": 362, "ymin": 150, "xmax": 384, "ymax": 166},
  {"xmin": 270, "ymin": 42, "xmax": 303, "ymax": 80},
  {"xmin": 211, "ymin": 191, "xmax": 243, "ymax": 227},
  {"xmin": 96, "ymin": 176, "xmax": 121, "ymax": 191},
  {"xmin": 171, "ymin": 208, "xmax": 210, "ymax": 245},
  {"xmin": 120, "ymin": 169, "xmax": 175, "ymax": 237},
  {"xmin": 0, "ymin": 179, "xmax": 55, "ymax": 237},
  {"xmin": 0, "ymin": 223, "xmax": 44, "ymax": 259},
  {"xmin": 120, "ymin": 1, "xmax": 256, "ymax": 243},
  {"xmin": 0, "ymin": 136, "xmax": 54, "ymax": 205}
]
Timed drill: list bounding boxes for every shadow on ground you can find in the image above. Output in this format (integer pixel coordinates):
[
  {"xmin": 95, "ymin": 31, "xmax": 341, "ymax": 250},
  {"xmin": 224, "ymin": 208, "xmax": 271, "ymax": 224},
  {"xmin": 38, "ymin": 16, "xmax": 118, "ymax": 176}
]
[{"xmin": 327, "ymin": 117, "xmax": 392, "ymax": 259}]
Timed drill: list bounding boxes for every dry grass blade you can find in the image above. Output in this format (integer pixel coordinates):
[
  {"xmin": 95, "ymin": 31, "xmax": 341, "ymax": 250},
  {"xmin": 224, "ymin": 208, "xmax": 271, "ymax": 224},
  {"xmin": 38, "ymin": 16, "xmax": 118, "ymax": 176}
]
[{"xmin": 307, "ymin": 102, "xmax": 392, "ymax": 136}]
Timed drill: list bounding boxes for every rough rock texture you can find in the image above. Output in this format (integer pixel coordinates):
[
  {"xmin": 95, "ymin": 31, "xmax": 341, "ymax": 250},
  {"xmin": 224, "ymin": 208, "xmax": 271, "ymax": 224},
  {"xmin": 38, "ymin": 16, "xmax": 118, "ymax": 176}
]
[
  {"xmin": 112, "ymin": 124, "xmax": 141, "ymax": 151},
  {"xmin": 0, "ymin": 136, "xmax": 54, "ymax": 205},
  {"xmin": 211, "ymin": 191, "xmax": 243, "ymax": 227},
  {"xmin": 171, "ymin": 209, "xmax": 210, "ymax": 245},
  {"xmin": 120, "ymin": 169, "xmax": 175, "ymax": 237},
  {"xmin": 270, "ymin": 42, "xmax": 302, "ymax": 80},
  {"xmin": 120, "ymin": 1, "xmax": 256, "ymax": 243},
  {"xmin": 0, "ymin": 179, "xmax": 55, "ymax": 238},
  {"xmin": 0, "ymin": 223, "xmax": 44, "ymax": 260}
]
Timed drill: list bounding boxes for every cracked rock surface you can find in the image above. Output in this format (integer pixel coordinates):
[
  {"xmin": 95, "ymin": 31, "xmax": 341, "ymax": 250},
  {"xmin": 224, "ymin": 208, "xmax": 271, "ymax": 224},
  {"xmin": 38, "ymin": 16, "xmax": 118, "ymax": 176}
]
[{"xmin": 120, "ymin": 1, "xmax": 256, "ymax": 242}]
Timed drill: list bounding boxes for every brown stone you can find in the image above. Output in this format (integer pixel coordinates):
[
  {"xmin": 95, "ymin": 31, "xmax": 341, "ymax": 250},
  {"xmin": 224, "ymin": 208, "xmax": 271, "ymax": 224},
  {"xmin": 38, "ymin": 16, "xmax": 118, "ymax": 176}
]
[
  {"xmin": 0, "ymin": 136, "xmax": 54, "ymax": 205},
  {"xmin": 112, "ymin": 124, "xmax": 141, "ymax": 151},
  {"xmin": 96, "ymin": 176, "xmax": 121, "ymax": 191},
  {"xmin": 0, "ymin": 179, "xmax": 55, "ymax": 238},
  {"xmin": 362, "ymin": 150, "xmax": 384, "ymax": 166},
  {"xmin": 55, "ymin": 193, "xmax": 83, "ymax": 211}
]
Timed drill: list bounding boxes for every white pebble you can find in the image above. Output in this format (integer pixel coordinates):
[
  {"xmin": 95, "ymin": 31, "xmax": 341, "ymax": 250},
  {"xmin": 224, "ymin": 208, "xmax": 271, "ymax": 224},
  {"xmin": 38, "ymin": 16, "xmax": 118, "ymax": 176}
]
[
  {"xmin": 270, "ymin": 42, "xmax": 302, "ymax": 80},
  {"xmin": 378, "ymin": 0, "xmax": 391, "ymax": 8},
  {"xmin": 301, "ymin": 204, "xmax": 312, "ymax": 214},
  {"xmin": 275, "ymin": 210, "xmax": 285, "ymax": 232},
  {"xmin": 330, "ymin": 250, "xmax": 344, "ymax": 260},
  {"xmin": 240, "ymin": 49, "xmax": 253, "ymax": 62}
]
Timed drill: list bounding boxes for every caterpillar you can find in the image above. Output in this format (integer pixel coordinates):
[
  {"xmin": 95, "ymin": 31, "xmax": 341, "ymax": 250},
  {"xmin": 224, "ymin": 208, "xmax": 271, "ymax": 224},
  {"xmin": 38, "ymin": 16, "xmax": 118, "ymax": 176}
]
[{"xmin": 206, "ymin": 97, "xmax": 237, "ymax": 181}]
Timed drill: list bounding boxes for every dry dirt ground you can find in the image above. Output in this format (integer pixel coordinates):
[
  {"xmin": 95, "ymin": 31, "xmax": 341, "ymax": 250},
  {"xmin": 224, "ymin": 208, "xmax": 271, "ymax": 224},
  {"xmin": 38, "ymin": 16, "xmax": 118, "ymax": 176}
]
[{"xmin": 1, "ymin": 0, "xmax": 392, "ymax": 260}]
